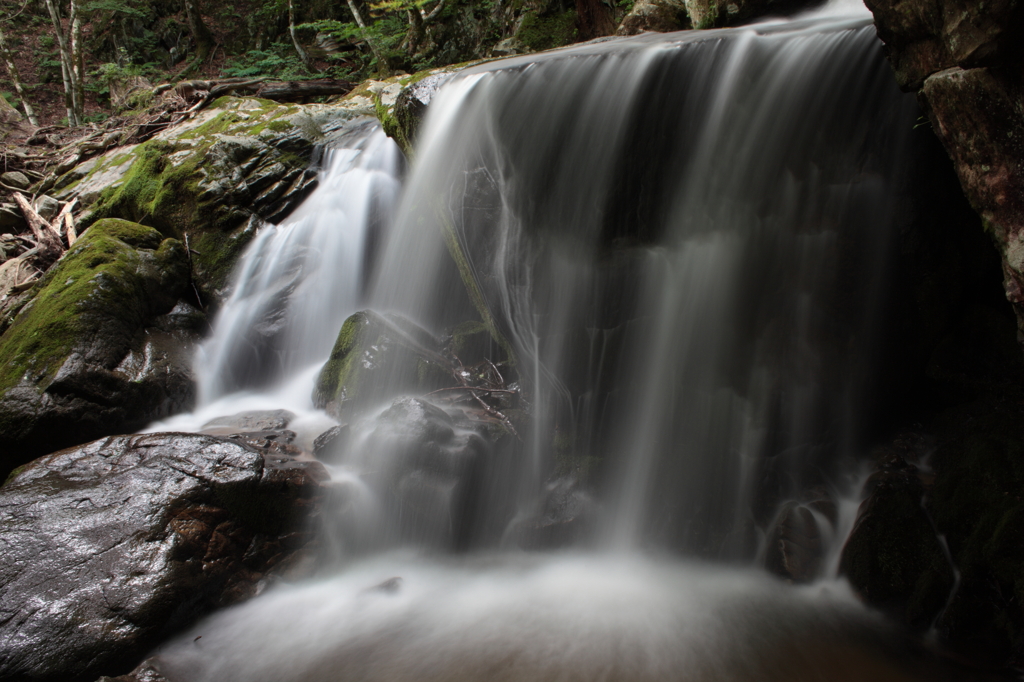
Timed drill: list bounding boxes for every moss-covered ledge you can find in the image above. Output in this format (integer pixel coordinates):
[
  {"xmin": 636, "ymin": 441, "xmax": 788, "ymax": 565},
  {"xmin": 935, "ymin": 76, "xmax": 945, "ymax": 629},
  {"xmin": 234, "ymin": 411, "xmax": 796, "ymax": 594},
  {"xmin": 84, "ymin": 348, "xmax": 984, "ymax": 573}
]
[
  {"xmin": 50, "ymin": 97, "xmax": 375, "ymax": 304},
  {"xmin": 0, "ymin": 219, "xmax": 200, "ymax": 480}
]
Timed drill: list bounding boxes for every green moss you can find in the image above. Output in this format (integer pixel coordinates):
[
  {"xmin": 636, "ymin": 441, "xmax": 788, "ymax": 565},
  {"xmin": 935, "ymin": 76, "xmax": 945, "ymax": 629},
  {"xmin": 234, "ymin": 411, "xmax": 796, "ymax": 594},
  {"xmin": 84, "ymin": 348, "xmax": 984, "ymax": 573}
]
[
  {"xmin": 374, "ymin": 92, "xmax": 409, "ymax": 155},
  {"xmin": 518, "ymin": 10, "xmax": 578, "ymax": 52},
  {"xmin": 2, "ymin": 463, "xmax": 28, "ymax": 487},
  {"xmin": 314, "ymin": 312, "xmax": 372, "ymax": 409},
  {"xmin": 0, "ymin": 219, "xmax": 185, "ymax": 392},
  {"xmin": 266, "ymin": 119, "xmax": 292, "ymax": 132}
]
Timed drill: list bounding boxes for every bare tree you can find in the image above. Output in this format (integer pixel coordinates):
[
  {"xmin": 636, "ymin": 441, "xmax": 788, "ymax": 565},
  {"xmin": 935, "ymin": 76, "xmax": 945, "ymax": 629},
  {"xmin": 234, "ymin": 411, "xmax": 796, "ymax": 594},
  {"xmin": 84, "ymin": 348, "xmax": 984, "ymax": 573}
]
[
  {"xmin": 183, "ymin": 0, "xmax": 214, "ymax": 62},
  {"xmin": 43, "ymin": 0, "xmax": 84, "ymax": 126},
  {"xmin": 345, "ymin": 0, "xmax": 391, "ymax": 74},
  {"xmin": 287, "ymin": 0, "xmax": 312, "ymax": 70},
  {"xmin": 0, "ymin": 25, "xmax": 38, "ymax": 126}
]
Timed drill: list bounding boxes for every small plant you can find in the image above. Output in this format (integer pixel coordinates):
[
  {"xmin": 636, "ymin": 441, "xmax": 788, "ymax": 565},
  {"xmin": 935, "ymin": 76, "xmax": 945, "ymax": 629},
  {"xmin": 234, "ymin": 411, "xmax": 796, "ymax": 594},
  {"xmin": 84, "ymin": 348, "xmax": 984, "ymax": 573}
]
[{"xmin": 223, "ymin": 43, "xmax": 319, "ymax": 79}]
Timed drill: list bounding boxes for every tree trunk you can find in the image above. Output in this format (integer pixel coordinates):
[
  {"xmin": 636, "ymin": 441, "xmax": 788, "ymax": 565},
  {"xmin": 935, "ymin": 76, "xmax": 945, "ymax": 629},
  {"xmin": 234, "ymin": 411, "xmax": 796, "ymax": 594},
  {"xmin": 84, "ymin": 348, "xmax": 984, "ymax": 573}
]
[
  {"xmin": 0, "ymin": 26, "xmax": 38, "ymax": 125},
  {"xmin": 405, "ymin": 8, "xmax": 424, "ymax": 57},
  {"xmin": 183, "ymin": 0, "xmax": 214, "ymax": 62},
  {"xmin": 287, "ymin": 0, "xmax": 311, "ymax": 70},
  {"xmin": 43, "ymin": 0, "xmax": 79, "ymax": 126},
  {"xmin": 345, "ymin": 0, "xmax": 391, "ymax": 75},
  {"xmin": 69, "ymin": 0, "xmax": 85, "ymax": 122}
]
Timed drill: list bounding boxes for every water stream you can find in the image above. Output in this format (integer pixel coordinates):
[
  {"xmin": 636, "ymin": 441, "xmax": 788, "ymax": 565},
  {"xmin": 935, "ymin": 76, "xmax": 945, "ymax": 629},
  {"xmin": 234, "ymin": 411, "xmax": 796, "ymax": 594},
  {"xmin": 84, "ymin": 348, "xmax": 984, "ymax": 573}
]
[{"xmin": 143, "ymin": 4, "xmax": 958, "ymax": 679}]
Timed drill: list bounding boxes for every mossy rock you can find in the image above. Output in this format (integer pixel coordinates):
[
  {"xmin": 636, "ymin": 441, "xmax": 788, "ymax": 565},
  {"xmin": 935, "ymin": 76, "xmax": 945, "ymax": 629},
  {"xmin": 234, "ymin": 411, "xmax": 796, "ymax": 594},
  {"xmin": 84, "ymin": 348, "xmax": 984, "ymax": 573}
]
[
  {"xmin": 53, "ymin": 98, "xmax": 373, "ymax": 304},
  {"xmin": 313, "ymin": 310, "xmax": 451, "ymax": 418},
  {"xmin": 0, "ymin": 219, "xmax": 199, "ymax": 479},
  {"xmin": 517, "ymin": 10, "xmax": 579, "ymax": 51}
]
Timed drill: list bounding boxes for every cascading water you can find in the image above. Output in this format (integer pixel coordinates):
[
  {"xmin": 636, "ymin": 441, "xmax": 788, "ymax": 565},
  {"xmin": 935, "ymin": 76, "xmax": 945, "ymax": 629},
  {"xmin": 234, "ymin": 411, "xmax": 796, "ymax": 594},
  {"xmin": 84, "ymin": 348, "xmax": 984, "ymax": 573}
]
[
  {"xmin": 148, "ymin": 120, "xmax": 403, "ymax": 444},
  {"xmin": 141, "ymin": 5, "xmax": 965, "ymax": 680},
  {"xmin": 372, "ymin": 11, "xmax": 915, "ymax": 559}
]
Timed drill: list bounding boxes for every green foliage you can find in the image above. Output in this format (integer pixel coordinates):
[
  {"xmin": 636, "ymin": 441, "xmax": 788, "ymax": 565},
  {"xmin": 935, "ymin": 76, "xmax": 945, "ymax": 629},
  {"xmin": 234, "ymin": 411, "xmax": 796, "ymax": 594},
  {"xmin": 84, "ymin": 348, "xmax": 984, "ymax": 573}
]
[
  {"xmin": 518, "ymin": 10, "xmax": 578, "ymax": 51},
  {"xmin": 224, "ymin": 44, "xmax": 316, "ymax": 79},
  {"xmin": 83, "ymin": 0, "xmax": 148, "ymax": 19}
]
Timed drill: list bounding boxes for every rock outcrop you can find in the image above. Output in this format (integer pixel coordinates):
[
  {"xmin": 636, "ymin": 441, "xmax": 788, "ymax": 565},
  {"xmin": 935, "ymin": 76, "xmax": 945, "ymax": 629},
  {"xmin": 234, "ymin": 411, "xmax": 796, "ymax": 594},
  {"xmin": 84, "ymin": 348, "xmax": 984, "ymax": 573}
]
[
  {"xmin": 50, "ymin": 97, "xmax": 372, "ymax": 303},
  {"xmin": 0, "ymin": 219, "xmax": 201, "ymax": 479},
  {"xmin": 312, "ymin": 310, "xmax": 451, "ymax": 419},
  {"xmin": 866, "ymin": 0, "xmax": 1024, "ymax": 344},
  {"xmin": 0, "ymin": 432, "xmax": 327, "ymax": 682},
  {"xmin": 341, "ymin": 397, "xmax": 491, "ymax": 549}
]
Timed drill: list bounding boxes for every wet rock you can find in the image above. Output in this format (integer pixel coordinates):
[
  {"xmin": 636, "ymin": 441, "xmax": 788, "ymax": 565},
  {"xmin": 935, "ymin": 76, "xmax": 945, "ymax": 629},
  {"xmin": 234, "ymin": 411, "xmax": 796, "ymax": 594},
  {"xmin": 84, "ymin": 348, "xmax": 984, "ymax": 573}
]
[
  {"xmin": 0, "ymin": 219, "xmax": 201, "ymax": 480},
  {"xmin": 866, "ymin": 0, "xmax": 1022, "ymax": 90},
  {"xmin": 312, "ymin": 423, "xmax": 349, "ymax": 461},
  {"xmin": 840, "ymin": 457, "xmax": 955, "ymax": 628},
  {"xmin": 506, "ymin": 477, "xmax": 597, "ymax": 549},
  {"xmin": 348, "ymin": 397, "xmax": 489, "ymax": 548},
  {"xmin": 0, "ymin": 432, "xmax": 328, "ymax": 682},
  {"xmin": 920, "ymin": 68, "xmax": 1024, "ymax": 345},
  {"xmin": 202, "ymin": 409, "xmax": 296, "ymax": 432},
  {"xmin": 225, "ymin": 429, "xmax": 304, "ymax": 458},
  {"xmin": 313, "ymin": 310, "xmax": 450, "ymax": 419},
  {"xmin": 97, "ymin": 660, "xmax": 169, "ymax": 682},
  {"xmin": 1, "ymin": 170, "xmax": 30, "ymax": 190},
  {"xmin": 372, "ymin": 69, "xmax": 464, "ymax": 156},
  {"xmin": 764, "ymin": 502, "xmax": 824, "ymax": 583}
]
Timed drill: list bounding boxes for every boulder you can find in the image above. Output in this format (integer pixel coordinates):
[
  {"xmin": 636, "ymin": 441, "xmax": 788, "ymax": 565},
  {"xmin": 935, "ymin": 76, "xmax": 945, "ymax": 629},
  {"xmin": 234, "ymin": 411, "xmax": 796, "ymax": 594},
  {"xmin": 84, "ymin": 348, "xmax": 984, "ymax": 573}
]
[
  {"xmin": 865, "ymin": 0, "xmax": 1023, "ymax": 90},
  {"xmin": 344, "ymin": 397, "xmax": 489, "ymax": 548},
  {"xmin": 0, "ymin": 432, "xmax": 328, "ymax": 682},
  {"xmin": 370, "ymin": 67, "xmax": 468, "ymax": 156},
  {"xmin": 0, "ymin": 219, "xmax": 201, "ymax": 479},
  {"xmin": 0, "ymin": 202, "xmax": 25, "ymax": 234},
  {"xmin": 1, "ymin": 170, "xmax": 30, "ymax": 190},
  {"xmin": 763, "ymin": 502, "xmax": 825, "ymax": 583},
  {"xmin": 617, "ymin": 0, "xmax": 690, "ymax": 34},
  {"xmin": 202, "ymin": 409, "xmax": 296, "ymax": 433},
  {"xmin": 505, "ymin": 476, "xmax": 597, "ymax": 549},
  {"xmin": 839, "ymin": 453, "xmax": 955, "ymax": 629},
  {"xmin": 34, "ymin": 194, "xmax": 60, "ymax": 221},
  {"xmin": 313, "ymin": 310, "xmax": 451, "ymax": 419},
  {"xmin": 619, "ymin": 0, "xmax": 823, "ymax": 33},
  {"xmin": 919, "ymin": 68, "xmax": 1024, "ymax": 344}
]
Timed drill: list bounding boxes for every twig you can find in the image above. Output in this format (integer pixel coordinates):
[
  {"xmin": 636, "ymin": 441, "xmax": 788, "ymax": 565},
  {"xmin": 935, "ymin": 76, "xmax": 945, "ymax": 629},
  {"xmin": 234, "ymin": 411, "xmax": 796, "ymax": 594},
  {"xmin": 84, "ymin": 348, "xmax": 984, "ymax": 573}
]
[
  {"xmin": 425, "ymin": 386, "xmax": 517, "ymax": 396},
  {"xmin": 183, "ymin": 233, "xmax": 204, "ymax": 309}
]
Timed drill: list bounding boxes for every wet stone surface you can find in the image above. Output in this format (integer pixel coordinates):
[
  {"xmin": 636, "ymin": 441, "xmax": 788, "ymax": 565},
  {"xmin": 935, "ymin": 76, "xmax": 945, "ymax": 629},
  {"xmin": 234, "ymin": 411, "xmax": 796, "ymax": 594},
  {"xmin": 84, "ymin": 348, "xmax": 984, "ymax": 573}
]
[{"xmin": 0, "ymin": 432, "xmax": 327, "ymax": 682}]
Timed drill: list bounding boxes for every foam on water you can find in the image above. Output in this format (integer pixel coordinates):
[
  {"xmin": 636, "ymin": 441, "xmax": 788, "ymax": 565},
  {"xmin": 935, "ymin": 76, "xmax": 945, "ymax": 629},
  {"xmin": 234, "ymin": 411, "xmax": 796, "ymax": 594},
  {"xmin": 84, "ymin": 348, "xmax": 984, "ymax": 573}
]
[{"xmin": 152, "ymin": 553, "xmax": 923, "ymax": 682}]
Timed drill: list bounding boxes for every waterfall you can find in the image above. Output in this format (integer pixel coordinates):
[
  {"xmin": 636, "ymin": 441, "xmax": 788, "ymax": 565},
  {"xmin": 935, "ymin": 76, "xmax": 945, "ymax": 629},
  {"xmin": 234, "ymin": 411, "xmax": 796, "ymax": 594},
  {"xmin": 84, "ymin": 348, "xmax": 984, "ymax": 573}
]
[
  {"xmin": 373, "ymin": 14, "xmax": 916, "ymax": 558},
  {"xmin": 147, "ymin": 120, "xmax": 403, "ymax": 441},
  {"xmin": 143, "ymin": 8, "xmax": 948, "ymax": 680}
]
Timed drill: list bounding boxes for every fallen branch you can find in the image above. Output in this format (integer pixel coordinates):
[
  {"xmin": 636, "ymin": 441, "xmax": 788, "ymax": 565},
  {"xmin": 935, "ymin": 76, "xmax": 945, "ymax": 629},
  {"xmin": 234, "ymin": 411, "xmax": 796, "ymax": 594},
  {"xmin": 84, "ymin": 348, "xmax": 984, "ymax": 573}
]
[
  {"xmin": 12, "ymin": 192, "xmax": 64, "ymax": 265},
  {"xmin": 51, "ymin": 197, "xmax": 77, "ymax": 238}
]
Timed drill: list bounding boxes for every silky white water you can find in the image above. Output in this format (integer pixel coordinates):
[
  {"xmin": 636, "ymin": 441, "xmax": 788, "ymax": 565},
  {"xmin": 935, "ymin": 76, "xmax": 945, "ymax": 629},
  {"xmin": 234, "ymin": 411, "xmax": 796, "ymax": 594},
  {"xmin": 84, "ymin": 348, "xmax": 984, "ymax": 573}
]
[
  {"xmin": 142, "ymin": 10, "xmax": 951, "ymax": 681},
  {"xmin": 147, "ymin": 121, "xmax": 402, "ymax": 447}
]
